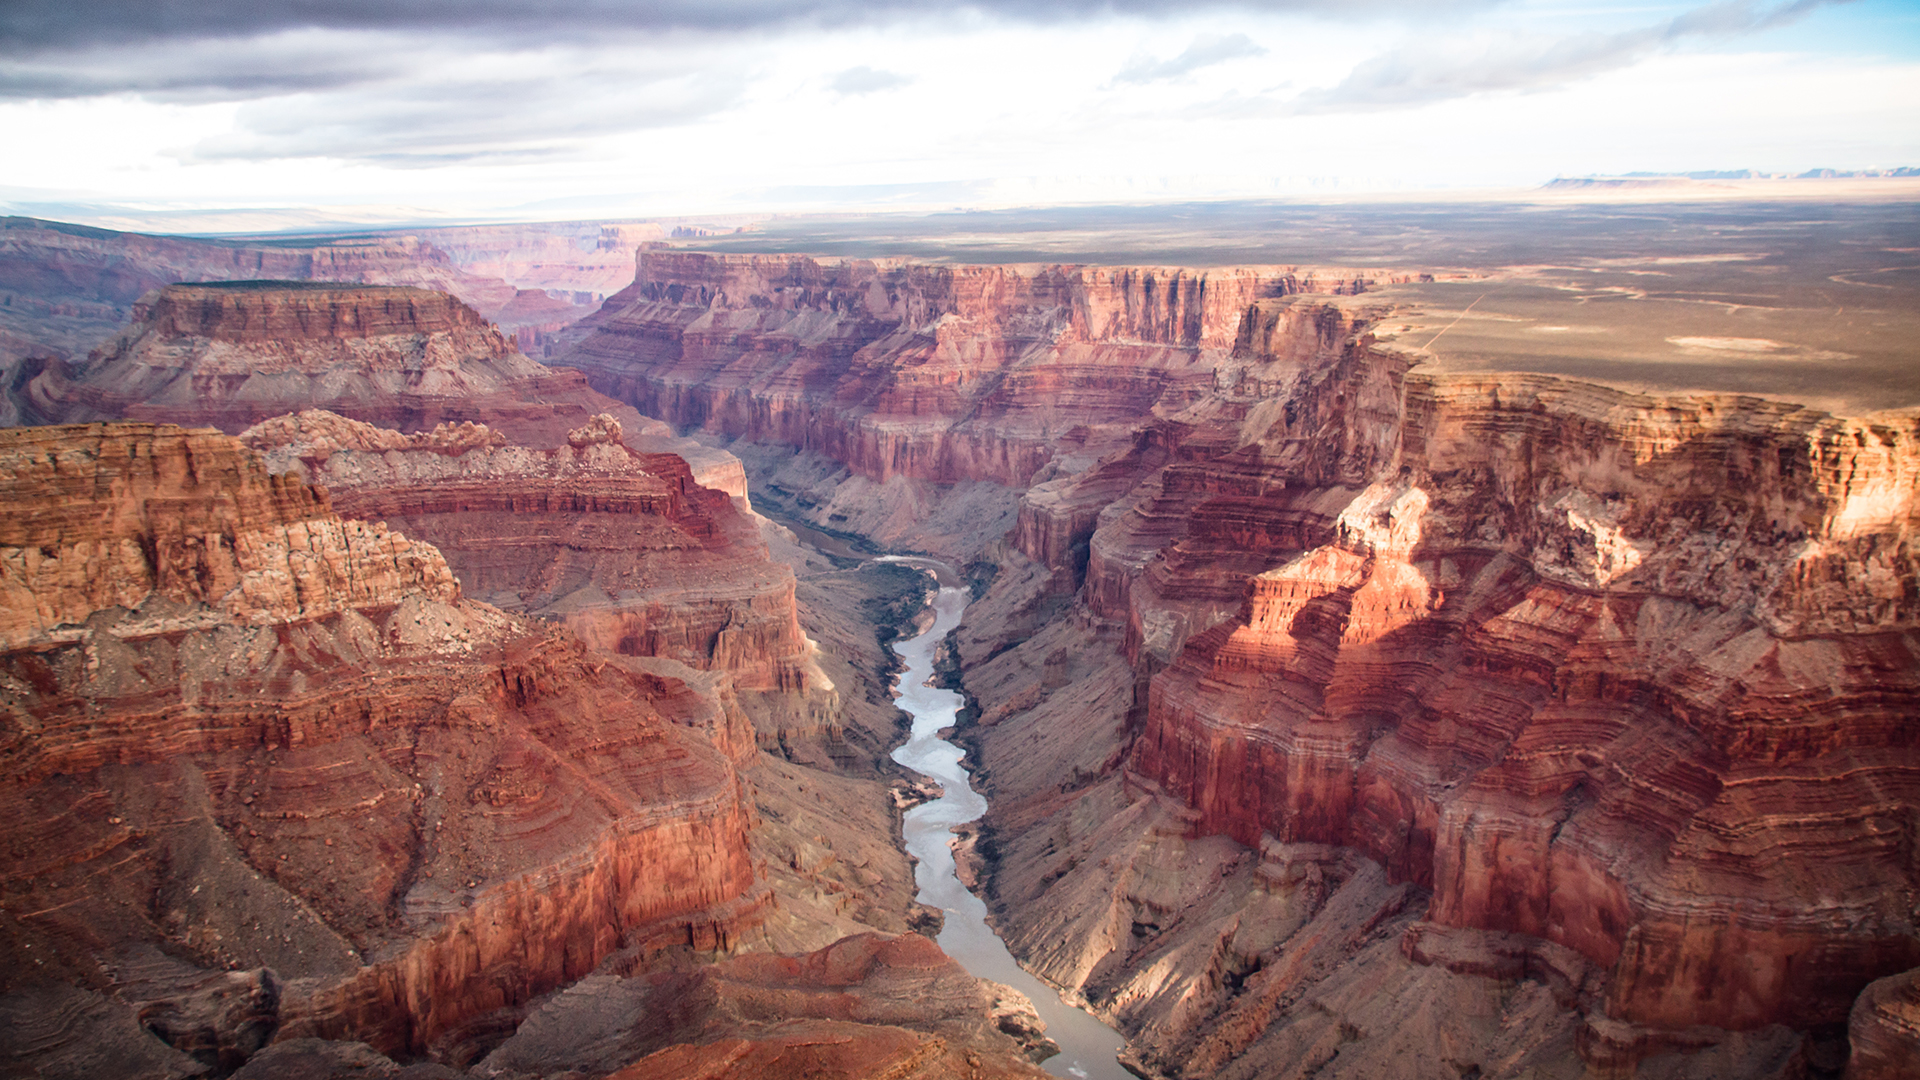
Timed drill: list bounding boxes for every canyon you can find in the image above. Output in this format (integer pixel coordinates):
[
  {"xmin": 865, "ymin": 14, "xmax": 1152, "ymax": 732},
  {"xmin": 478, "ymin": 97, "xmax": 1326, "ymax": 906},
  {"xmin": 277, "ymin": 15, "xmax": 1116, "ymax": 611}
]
[
  {"xmin": 0, "ymin": 205, "xmax": 1915, "ymax": 1080},
  {"xmin": 0, "ymin": 279, "xmax": 1049, "ymax": 1078},
  {"xmin": 554, "ymin": 246, "xmax": 1920, "ymax": 1079}
]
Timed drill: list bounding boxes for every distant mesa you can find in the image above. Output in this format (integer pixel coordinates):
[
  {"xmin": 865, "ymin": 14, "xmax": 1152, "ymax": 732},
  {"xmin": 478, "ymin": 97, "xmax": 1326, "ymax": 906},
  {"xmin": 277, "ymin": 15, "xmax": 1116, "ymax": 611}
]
[
  {"xmin": 20, "ymin": 279, "xmax": 663, "ymax": 447},
  {"xmin": 1545, "ymin": 167, "xmax": 1918, "ymax": 188}
]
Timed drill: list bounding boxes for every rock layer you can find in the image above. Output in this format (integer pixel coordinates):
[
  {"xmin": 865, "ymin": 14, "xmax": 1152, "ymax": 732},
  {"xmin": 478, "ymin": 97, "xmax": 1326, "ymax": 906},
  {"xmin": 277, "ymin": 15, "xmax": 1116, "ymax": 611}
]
[
  {"xmin": 558, "ymin": 249, "xmax": 1421, "ymax": 490},
  {"xmin": 34, "ymin": 283, "xmax": 596, "ymax": 440},
  {"xmin": 0, "ymin": 423, "xmax": 764, "ymax": 1072},
  {"xmin": 240, "ymin": 409, "xmax": 839, "ymax": 750},
  {"xmin": 482, "ymin": 931, "xmax": 1052, "ymax": 1080}
]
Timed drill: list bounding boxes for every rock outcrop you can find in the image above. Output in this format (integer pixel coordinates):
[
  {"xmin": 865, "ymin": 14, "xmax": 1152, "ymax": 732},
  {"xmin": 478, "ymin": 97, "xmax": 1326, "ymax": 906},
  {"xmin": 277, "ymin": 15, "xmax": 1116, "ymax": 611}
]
[
  {"xmin": 980, "ymin": 302, "xmax": 1920, "ymax": 1075},
  {"xmin": 480, "ymin": 931, "xmax": 1052, "ymax": 1079},
  {"xmin": 0, "ymin": 216, "xmax": 610, "ymax": 426},
  {"xmin": 0, "ymin": 423, "xmax": 765, "ymax": 1074}
]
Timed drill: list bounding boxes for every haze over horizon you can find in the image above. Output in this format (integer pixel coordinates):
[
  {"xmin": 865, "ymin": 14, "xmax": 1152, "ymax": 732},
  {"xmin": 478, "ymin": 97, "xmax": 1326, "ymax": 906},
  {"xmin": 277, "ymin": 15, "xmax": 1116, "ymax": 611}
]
[{"xmin": 3, "ymin": 0, "xmax": 1917, "ymax": 231}]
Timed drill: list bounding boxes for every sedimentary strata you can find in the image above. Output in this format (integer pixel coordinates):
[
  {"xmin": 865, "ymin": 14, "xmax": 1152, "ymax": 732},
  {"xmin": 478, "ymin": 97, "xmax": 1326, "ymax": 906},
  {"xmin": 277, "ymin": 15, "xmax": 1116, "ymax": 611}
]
[
  {"xmin": 0, "ymin": 423, "xmax": 764, "ymax": 1074},
  {"xmin": 241, "ymin": 408, "xmax": 841, "ymax": 752}
]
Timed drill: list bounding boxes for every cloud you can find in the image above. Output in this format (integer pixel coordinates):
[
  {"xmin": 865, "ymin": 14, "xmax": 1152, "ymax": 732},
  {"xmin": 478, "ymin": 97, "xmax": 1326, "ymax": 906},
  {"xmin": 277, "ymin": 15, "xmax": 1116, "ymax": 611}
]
[
  {"xmin": 1290, "ymin": 0, "xmax": 1854, "ymax": 114},
  {"xmin": 172, "ymin": 46, "xmax": 748, "ymax": 165},
  {"xmin": 1, "ymin": 1, "xmax": 1479, "ymax": 55},
  {"xmin": 0, "ymin": 30, "xmax": 412, "ymax": 101},
  {"xmin": 1114, "ymin": 32, "xmax": 1267, "ymax": 85},
  {"xmin": 830, "ymin": 65, "xmax": 913, "ymax": 95}
]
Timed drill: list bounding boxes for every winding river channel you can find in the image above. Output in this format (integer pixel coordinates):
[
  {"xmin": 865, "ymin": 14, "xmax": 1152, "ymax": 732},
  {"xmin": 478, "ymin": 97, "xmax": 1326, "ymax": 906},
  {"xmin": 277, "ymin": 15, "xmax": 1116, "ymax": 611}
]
[{"xmin": 887, "ymin": 579, "xmax": 1130, "ymax": 1080}]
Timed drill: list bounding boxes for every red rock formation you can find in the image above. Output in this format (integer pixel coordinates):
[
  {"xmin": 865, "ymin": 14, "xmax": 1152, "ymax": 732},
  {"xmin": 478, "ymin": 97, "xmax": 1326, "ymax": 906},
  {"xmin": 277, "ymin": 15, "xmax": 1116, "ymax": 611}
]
[
  {"xmin": 557, "ymin": 249, "xmax": 1421, "ymax": 489},
  {"xmin": 1046, "ymin": 306, "xmax": 1920, "ymax": 1049},
  {"xmin": 33, "ymin": 283, "xmax": 618, "ymax": 442},
  {"xmin": 0, "ymin": 423, "xmax": 764, "ymax": 1072},
  {"xmin": 239, "ymin": 409, "xmax": 840, "ymax": 750},
  {"xmin": 1847, "ymin": 967, "xmax": 1920, "ymax": 1080},
  {"xmin": 0, "ymin": 216, "xmax": 596, "ymax": 359}
]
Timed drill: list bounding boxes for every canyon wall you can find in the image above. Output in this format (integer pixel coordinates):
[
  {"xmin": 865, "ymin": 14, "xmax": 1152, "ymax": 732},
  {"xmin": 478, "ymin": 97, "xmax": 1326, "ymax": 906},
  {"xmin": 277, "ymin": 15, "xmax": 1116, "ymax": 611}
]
[
  {"xmin": 0, "ymin": 423, "xmax": 765, "ymax": 1073},
  {"xmin": 558, "ymin": 249, "xmax": 1420, "ymax": 491},
  {"xmin": 32, "ymin": 283, "xmax": 597, "ymax": 441},
  {"xmin": 0, "ymin": 277, "xmax": 1030, "ymax": 1076},
  {"xmin": 563, "ymin": 249, "xmax": 1920, "ymax": 1078}
]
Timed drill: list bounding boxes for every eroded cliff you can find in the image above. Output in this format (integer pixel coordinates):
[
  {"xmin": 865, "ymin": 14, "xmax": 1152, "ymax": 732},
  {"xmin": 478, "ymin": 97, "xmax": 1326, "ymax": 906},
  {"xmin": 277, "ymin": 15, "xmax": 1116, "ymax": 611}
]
[{"xmin": 554, "ymin": 250, "xmax": 1422, "ymax": 558}]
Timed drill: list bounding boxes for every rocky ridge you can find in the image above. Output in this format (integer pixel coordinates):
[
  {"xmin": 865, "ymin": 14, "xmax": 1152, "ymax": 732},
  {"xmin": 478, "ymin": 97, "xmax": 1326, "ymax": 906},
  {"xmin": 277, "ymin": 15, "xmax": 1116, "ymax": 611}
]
[
  {"xmin": 555, "ymin": 251, "xmax": 1425, "ymax": 556},
  {"xmin": 0, "ymin": 217, "xmax": 599, "ymax": 425}
]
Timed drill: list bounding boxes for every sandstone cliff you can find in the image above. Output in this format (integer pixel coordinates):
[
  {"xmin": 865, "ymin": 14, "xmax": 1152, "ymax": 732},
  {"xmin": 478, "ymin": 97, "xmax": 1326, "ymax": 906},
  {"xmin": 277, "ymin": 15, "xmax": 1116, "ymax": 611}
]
[
  {"xmin": 554, "ymin": 251, "xmax": 1422, "ymax": 558},
  {"xmin": 980, "ymin": 301, "xmax": 1920, "ymax": 1076},
  {"xmin": 35, "ymin": 283, "xmax": 576, "ymax": 438},
  {"xmin": 0, "ymin": 423, "xmax": 766, "ymax": 1074}
]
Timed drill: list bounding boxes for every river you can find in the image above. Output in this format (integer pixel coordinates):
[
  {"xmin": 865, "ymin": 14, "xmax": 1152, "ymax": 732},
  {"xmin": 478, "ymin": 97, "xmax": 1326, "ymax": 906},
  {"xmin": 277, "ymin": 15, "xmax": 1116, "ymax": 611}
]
[{"xmin": 888, "ymin": 583, "xmax": 1130, "ymax": 1080}]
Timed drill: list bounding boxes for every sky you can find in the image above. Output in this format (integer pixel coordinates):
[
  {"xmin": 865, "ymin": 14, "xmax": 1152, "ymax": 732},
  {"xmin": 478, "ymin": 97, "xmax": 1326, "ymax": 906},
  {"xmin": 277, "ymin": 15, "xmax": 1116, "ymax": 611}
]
[{"xmin": 1, "ymin": 0, "xmax": 1917, "ymax": 228}]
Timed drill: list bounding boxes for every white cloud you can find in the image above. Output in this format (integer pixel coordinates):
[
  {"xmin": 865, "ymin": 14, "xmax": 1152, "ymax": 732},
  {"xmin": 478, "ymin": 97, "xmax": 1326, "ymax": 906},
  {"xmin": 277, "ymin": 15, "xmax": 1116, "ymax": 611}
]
[{"xmin": 1114, "ymin": 32, "xmax": 1267, "ymax": 84}]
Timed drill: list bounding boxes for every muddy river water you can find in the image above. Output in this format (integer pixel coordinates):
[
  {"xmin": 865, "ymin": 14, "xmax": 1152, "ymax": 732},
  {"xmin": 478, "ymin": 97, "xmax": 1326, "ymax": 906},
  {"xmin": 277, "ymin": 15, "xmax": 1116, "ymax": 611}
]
[{"xmin": 888, "ymin": 583, "xmax": 1130, "ymax": 1080}]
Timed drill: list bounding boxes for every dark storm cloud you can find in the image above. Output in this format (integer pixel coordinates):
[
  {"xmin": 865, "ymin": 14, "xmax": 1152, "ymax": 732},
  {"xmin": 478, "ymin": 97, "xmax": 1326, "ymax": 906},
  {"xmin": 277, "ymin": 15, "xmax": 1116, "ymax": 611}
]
[
  {"xmin": 1290, "ymin": 0, "xmax": 1854, "ymax": 113},
  {"xmin": 1, "ymin": 0, "xmax": 1480, "ymax": 52},
  {"xmin": 1114, "ymin": 32, "xmax": 1266, "ymax": 84}
]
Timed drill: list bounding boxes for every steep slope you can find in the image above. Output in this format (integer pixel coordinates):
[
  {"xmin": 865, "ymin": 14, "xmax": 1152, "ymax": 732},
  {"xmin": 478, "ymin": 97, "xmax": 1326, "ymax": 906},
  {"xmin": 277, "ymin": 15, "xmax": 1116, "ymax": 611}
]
[
  {"xmin": 0, "ymin": 423, "xmax": 765, "ymax": 1074},
  {"xmin": 562, "ymin": 250, "xmax": 1920, "ymax": 1078},
  {"xmin": 974, "ymin": 309, "xmax": 1920, "ymax": 1077},
  {"xmin": 31, "ymin": 283, "xmax": 603, "ymax": 443}
]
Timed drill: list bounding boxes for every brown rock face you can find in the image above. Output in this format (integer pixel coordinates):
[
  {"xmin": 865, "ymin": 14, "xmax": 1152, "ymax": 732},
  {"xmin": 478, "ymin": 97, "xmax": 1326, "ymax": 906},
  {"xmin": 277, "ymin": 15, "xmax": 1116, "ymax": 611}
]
[
  {"xmin": 0, "ymin": 422, "xmax": 457, "ymax": 652},
  {"xmin": 1121, "ymin": 348, "xmax": 1920, "ymax": 1035},
  {"xmin": 0, "ymin": 423, "xmax": 763, "ymax": 1072},
  {"xmin": 0, "ymin": 216, "xmax": 605, "ymax": 405},
  {"xmin": 1846, "ymin": 967, "xmax": 1920, "ymax": 1080},
  {"xmin": 557, "ymin": 249, "xmax": 1421, "ymax": 490}
]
